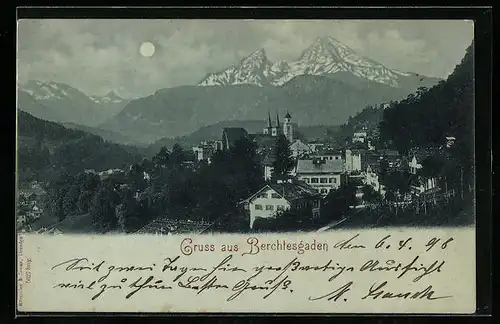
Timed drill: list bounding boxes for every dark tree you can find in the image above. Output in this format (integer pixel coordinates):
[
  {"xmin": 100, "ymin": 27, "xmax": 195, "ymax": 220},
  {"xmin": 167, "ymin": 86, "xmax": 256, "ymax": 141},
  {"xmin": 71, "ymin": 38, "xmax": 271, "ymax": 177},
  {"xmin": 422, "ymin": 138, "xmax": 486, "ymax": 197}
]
[
  {"xmin": 152, "ymin": 147, "xmax": 170, "ymax": 168},
  {"xmin": 362, "ymin": 184, "xmax": 381, "ymax": 204},
  {"xmin": 53, "ymin": 195, "xmax": 65, "ymax": 221},
  {"xmin": 382, "ymin": 170, "xmax": 415, "ymax": 201},
  {"xmin": 89, "ymin": 183, "xmax": 119, "ymax": 232},
  {"xmin": 169, "ymin": 143, "xmax": 187, "ymax": 168},
  {"xmin": 128, "ymin": 163, "xmax": 147, "ymax": 193},
  {"xmin": 379, "ymin": 159, "xmax": 390, "ymax": 185},
  {"xmin": 321, "ymin": 182, "xmax": 357, "ymax": 221},
  {"xmin": 62, "ymin": 184, "xmax": 80, "ymax": 217},
  {"xmin": 271, "ymin": 135, "xmax": 295, "ymax": 179},
  {"xmin": 77, "ymin": 190, "xmax": 94, "ymax": 214},
  {"xmin": 419, "ymin": 155, "xmax": 445, "ymax": 178},
  {"xmin": 116, "ymin": 188, "xmax": 141, "ymax": 232}
]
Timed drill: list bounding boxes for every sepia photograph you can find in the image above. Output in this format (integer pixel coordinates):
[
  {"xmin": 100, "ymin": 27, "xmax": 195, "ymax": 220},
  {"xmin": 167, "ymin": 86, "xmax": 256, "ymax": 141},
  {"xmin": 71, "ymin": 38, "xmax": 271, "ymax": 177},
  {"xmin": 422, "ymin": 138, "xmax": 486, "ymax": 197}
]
[{"xmin": 16, "ymin": 18, "xmax": 475, "ymax": 236}]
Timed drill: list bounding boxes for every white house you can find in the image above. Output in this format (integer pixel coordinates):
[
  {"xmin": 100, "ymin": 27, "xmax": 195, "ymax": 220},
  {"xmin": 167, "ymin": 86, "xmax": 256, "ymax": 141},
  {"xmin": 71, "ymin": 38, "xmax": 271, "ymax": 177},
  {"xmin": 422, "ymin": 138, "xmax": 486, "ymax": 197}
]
[
  {"xmin": 295, "ymin": 158, "xmax": 345, "ymax": 196},
  {"xmin": 353, "ymin": 132, "xmax": 367, "ymax": 143},
  {"xmin": 290, "ymin": 139, "xmax": 313, "ymax": 158},
  {"xmin": 345, "ymin": 149, "xmax": 362, "ymax": 172},
  {"xmin": 409, "ymin": 155, "xmax": 423, "ymax": 174},
  {"xmin": 308, "ymin": 141, "xmax": 326, "ymax": 153},
  {"xmin": 313, "ymin": 150, "xmax": 343, "ymax": 161},
  {"xmin": 364, "ymin": 165, "xmax": 384, "ymax": 195},
  {"xmin": 192, "ymin": 143, "xmax": 217, "ymax": 162},
  {"xmin": 367, "ymin": 140, "xmax": 376, "ymax": 151},
  {"xmin": 243, "ymin": 179, "xmax": 322, "ymax": 229}
]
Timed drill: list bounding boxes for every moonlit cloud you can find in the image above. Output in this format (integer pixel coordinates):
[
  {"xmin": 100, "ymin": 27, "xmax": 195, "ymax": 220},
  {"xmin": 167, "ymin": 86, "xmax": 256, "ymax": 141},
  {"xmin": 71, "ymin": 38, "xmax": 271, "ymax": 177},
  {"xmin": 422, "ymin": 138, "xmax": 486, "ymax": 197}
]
[{"xmin": 17, "ymin": 19, "xmax": 474, "ymax": 98}]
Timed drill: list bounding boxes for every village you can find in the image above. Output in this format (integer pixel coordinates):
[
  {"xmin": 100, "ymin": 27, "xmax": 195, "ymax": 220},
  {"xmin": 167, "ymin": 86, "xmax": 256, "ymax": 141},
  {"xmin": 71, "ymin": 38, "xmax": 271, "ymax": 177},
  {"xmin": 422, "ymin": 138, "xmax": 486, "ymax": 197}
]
[
  {"xmin": 17, "ymin": 109, "xmax": 465, "ymax": 235},
  {"xmin": 188, "ymin": 110, "xmax": 461, "ymax": 231}
]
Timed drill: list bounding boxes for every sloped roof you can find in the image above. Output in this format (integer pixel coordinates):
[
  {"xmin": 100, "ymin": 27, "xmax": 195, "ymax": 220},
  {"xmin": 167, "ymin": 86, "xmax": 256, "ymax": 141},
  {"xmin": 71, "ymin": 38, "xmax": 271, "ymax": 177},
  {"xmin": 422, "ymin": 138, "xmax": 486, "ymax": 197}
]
[
  {"xmin": 290, "ymin": 139, "xmax": 312, "ymax": 150},
  {"xmin": 408, "ymin": 147, "xmax": 442, "ymax": 163},
  {"xmin": 246, "ymin": 180, "xmax": 320, "ymax": 203},
  {"xmin": 379, "ymin": 149, "xmax": 400, "ymax": 157},
  {"xmin": 269, "ymin": 181, "xmax": 319, "ymax": 201},
  {"xmin": 316, "ymin": 149, "xmax": 343, "ymax": 156},
  {"xmin": 222, "ymin": 127, "xmax": 248, "ymax": 148},
  {"xmin": 253, "ymin": 134, "xmax": 276, "ymax": 150},
  {"xmin": 296, "ymin": 159, "xmax": 344, "ymax": 174}
]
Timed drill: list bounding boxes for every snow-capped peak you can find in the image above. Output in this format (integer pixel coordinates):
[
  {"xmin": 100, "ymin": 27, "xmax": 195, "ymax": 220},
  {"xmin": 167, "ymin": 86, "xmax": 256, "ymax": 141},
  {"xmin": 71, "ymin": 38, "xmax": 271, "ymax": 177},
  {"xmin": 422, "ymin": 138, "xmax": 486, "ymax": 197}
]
[
  {"xmin": 299, "ymin": 36, "xmax": 356, "ymax": 63},
  {"xmin": 241, "ymin": 48, "xmax": 268, "ymax": 65},
  {"xmin": 90, "ymin": 90, "xmax": 125, "ymax": 104},
  {"xmin": 271, "ymin": 60, "xmax": 290, "ymax": 73},
  {"xmin": 198, "ymin": 36, "xmax": 414, "ymax": 88},
  {"xmin": 198, "ymin": 48, "xmax": 274, "ymax": 87},
  {"xmin": 20, "ymin": 80, "xmax": 83, "ymax": 100}
]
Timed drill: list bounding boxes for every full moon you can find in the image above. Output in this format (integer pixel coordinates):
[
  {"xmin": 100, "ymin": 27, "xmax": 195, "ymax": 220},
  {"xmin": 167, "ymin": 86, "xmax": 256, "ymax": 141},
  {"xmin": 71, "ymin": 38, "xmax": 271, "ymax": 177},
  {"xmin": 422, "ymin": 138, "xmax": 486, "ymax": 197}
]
[{"xmin": 139, "ymin": 42, "xmax": 156, "ymax": 57}]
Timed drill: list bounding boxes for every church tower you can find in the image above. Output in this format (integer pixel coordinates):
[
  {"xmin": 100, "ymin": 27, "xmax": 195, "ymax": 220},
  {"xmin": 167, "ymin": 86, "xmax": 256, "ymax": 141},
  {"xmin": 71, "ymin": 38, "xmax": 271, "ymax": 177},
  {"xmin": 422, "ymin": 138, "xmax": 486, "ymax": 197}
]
[
  {"xmin": 283, "ymin": 111, "xmax": 293, "ymax": 142},
  {"xmin": 263, "ymin": 110, "xmax": 272, "ymax": 135}
]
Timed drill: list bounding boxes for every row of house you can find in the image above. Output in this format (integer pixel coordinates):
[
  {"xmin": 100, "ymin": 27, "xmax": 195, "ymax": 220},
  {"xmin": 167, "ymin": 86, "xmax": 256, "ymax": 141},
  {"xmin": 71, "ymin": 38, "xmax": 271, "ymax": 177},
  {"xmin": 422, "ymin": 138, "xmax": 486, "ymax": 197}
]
[
  {"xmin": 185, "ymin": 112, "xmax": 453, "ymax": 229},
  {"xmin": 241, "ymin": 146, "xmax": 446, "ymax": 230}
]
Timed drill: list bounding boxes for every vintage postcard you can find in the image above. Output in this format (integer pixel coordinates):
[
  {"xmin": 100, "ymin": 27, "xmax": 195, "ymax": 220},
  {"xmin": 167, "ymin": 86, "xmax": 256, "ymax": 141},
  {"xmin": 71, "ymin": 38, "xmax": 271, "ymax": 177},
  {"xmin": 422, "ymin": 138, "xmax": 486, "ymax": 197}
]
[{"xmin": 16, "ymin": 18, "xmax": 477, "ymax": 314}]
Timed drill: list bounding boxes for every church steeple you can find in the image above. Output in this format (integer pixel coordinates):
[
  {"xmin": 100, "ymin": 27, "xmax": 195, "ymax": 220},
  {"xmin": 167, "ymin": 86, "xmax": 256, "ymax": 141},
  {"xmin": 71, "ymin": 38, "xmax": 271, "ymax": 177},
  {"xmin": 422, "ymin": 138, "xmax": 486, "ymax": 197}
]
[
  {"xmin": 267, "ymin": 110, "xmax": 272, "ymax": 128},
  {"xmin": 276, "ymin": 111, "xmax": 281, "ymax": 128},
  {"xmin": 283, "ymin": 110, "xmax": 293, "ymax": 142}
]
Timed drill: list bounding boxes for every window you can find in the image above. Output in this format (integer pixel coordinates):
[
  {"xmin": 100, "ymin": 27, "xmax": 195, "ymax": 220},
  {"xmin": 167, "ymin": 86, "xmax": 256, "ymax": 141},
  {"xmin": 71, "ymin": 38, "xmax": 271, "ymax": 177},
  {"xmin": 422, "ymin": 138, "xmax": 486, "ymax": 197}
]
[
  {"xmin": 266, "ymin": 205, "xmax": 274, "ymax": 211},
  {"xmin": 320, "ymin": 178, "xmax": 328, "ymax": 183},
  {"xmin": 271, "ymin": 193, "xmax": 281, "ymax": 199},
  {"xmin": 303, "ymin": 178, "xmax": 310, "ymax": 183},
  {"xmin": 321, "ymin": 189, "xmax": 328, "ymax": 194},
  {"xmin": 277, "ymin": 205, "xmax": 284, "ymax": 211},
  {"xmin": 329, "ymin": 178, "xmax": 333, "ymax": 183},
  {"xmin": 333, "ymin": 178, "xmax": 337, "ymax": 183},
  {"xmin": 311, "ymin": 178, "xmax": 319, "ymax": 183},
  {"xmin": 258, "ymin": 193, "xmax": 267, "ymax": 199},
  {"xmin": 313, "ymin": 211, "xmax": 320, "ymax": 218},
  {"xmin": 329, "ymin": 157, "xmax": 333, "ymax": 160},
  {"xmin": 255, "ymin": 204, "xmax": 263, "ymax": 210},
  {"xmin": 313, "ymin": 200, "xmax": 320, "ymax": 208}
]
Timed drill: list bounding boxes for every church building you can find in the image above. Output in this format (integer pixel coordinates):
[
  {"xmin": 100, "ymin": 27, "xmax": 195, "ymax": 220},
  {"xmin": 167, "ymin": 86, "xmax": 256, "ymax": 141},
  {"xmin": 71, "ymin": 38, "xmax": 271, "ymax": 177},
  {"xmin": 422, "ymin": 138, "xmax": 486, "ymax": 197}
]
[{"xmin": 262, "ymin": 110, "xmax": 293, "ymax": 142}]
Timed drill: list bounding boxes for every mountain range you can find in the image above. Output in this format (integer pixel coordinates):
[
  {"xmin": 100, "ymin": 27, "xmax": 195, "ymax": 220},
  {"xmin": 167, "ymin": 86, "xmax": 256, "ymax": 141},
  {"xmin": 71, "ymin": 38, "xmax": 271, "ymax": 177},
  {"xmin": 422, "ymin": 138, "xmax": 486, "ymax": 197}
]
[
  {"xmin": 18, "ymin": 80, "xmax": 130, "ymax": 127},
  {"xmin": 18, "ymin": 36, "xmax": 442, "ymax": 144},
  {"xmin": 199, "ymin": 36, "xmax": 432, "ymax": 88}
]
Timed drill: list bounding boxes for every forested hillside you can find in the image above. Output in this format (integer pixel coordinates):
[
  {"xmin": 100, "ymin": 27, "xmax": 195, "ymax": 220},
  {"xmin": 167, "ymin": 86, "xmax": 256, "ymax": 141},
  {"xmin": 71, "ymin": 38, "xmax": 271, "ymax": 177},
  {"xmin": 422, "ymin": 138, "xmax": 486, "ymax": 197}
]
[
  {"xmin": 18, "ymin": 111, "xmax": 144, "ymax": 184},
  {"xmin": 379, "ymin": 42, "xmax": 474, "ymax": 190},
  {"xmin": 328, "ymin": 103, "xmax": 387, "ymax": 148}
]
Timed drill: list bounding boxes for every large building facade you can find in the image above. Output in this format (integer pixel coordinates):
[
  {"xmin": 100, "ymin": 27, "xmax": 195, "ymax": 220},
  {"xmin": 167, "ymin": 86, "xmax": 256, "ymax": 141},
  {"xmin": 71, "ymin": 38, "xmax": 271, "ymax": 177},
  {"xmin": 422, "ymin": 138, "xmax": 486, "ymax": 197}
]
[{"xmin": 295, "ymin": 158, "xmax": 345, "ymax": 195}]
